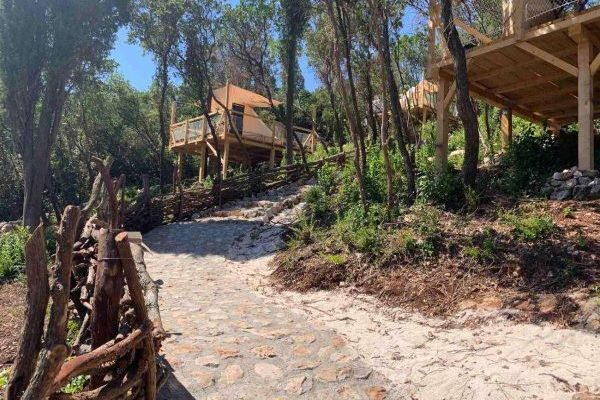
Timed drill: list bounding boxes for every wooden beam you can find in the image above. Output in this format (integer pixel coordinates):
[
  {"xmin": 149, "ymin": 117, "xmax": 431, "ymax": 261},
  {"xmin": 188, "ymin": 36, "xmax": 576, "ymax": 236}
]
[
  {"xmin": 578, "ymin": 37, "xmax": 594, "ymax": 170},
  {"xmin": 516, "ymin": 42, "xmax": 578, "ymax": 77},
  {"xmin": 454, "ymin": 18, "xmax": 492, "ymax": 44},
  {"xmin": 591, "ymin": 52, "xmax": 600, "ymax": 75}
]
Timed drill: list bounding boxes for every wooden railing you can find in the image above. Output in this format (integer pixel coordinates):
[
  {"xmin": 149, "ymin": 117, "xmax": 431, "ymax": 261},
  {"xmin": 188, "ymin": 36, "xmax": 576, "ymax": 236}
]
[
  {"xmin": 169, "ymin": 109, "xmax": 317, "ymax": 153},
  {"xmin": 125, "ymin": 152, "xmax": 347, "ymax": 233}
]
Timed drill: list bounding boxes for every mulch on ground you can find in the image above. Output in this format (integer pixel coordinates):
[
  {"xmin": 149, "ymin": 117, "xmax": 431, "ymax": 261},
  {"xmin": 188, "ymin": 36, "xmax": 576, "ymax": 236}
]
[
  {"xmin": 271, "ymin": 199, "xmax": 600, "ymax": 327},
  {"xmin": 0, "ymin": 281, "xmax": 26, "ymax": 367}
]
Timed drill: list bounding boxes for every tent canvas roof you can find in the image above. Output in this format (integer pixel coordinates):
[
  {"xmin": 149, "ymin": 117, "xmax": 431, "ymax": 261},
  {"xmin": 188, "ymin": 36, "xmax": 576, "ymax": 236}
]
[{"xmin": 213, "ymin": 83, "xmax": 282, "ymax": 109}]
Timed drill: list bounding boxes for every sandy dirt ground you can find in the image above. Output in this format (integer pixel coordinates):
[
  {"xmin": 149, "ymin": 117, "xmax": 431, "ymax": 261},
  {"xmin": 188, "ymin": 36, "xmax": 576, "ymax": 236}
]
[{"xmin": 144, "ymin": 182, "xmax": 600, "ymax": 399}]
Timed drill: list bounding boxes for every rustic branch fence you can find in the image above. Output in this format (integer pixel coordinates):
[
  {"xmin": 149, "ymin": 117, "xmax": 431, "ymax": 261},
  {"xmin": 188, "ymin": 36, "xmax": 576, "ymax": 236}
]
[
  {"xmin": 125, "ymin": 152, "xmax": 348, "ymax": 233},
  {"xmin": 5, "ymin": 158, "xmax": 166, "ymax": 400}
]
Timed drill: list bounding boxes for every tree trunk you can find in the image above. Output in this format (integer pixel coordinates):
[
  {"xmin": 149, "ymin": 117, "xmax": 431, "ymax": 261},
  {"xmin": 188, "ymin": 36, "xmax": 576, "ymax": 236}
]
[
  {"xmin": 379, "ymin": 75, "xmax": 395, "ymax": 212},
  {"xmin": 379, "ymin": 5, "xmax": 417, "ymax": 204},
  {"xmin": 325, "ymin": 0, "xmax": 368, "ymax": 212},
  {"xmin": 157, "ymin": 56, "xmax": 170, "ymax": 194},
  {"xmin": 324, "ymin": 72, "xmax": 344, "ymax": 152},
  {"xmin": 363, "ymin": 60, "xmax": 379, "ymax": 146},
  {"xmin": 22, "ymin": 162, "xmax": 46, "ymax": 230},
  {"xmin": 285, "ymin": 35, "xmax": 298, "ymax": 166},
  {"xmin": 337, "ymin": 4, "xmax": 367, "ymax": 172},
  {"xmin": 440, "ymin": 0, "xmax": 479, "ymax": 186}
]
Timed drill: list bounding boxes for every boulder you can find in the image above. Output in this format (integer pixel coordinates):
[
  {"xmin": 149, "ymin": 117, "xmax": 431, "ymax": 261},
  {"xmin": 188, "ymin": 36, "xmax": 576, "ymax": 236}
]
[
  {"xmin": 582, "ymin": 170, "xmax": 600, "ymax": 178},
  {"xmin": 573, "ymin": 185, "xmax": 591, "ymax": 200},
  {"xmin": 577, "ymin": 176, "xmax": 592, "ymax": 186},
  {"xmin": 550, "ymin": 189, "xmax": 572, "ymax": 201}
]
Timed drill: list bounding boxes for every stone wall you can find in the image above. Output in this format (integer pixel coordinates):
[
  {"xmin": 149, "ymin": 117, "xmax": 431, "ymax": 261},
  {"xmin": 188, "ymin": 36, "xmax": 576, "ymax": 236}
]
[{"xmin": 542, "ymin": 167, "xmax": 600, "ymax": 200}]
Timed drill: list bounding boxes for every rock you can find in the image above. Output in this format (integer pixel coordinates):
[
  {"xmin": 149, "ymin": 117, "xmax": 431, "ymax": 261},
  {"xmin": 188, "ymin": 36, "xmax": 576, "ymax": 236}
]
[
  {"xmin": 562, "ymin": 169, "xmax": 574, "ymax": 180},
  {"xmin": 578, "ymin": 176, "xmax": 593, "ymax": 186},
  {"xmin": 353, "ymin": 366, "xmax": 373, "ymax": 380},
  {"xmin": 219, "ymin": 364, "xmax": 244, "ymax": 385},
  {"xmin": 552, "ymin": 172, "xmax": 564, "ymax": 180},
  {"xmin": 215, "ymin": 346, "xmax": 241, "ymax": 359},
  {"xmin": 315, "ymin": 366, "xmax": 338, "ymax": 382},
  {"xmin": 291, "ymin": 359, "xmax": 321, "ymax": 370},
  {"xmin": 590, "ymin": 183, "xmax": 600, "ymax": 199},
  {"xmin": 195, "ymin": 355, "xmax": 220, "ymax": 367},
  {"xmin": 284, "ymin": 375, "xmax": 312, "ymax": 395},
  {"xmin": 292, "ymin": 345, "xmax": 311, "ymax": 357},
  {"xmin": 292, "ymin": 333, "xmax": 317, "ymax": 344},
  {"xmin": 367, "ymin": 386, "xmax": 387, "ymax": 400},
  {"xmin": 254, "ymin": 362, "xmax": 283, "ymax": 380},
  {"xmin": 563, "ymin": 178, "xmax": 578, "ymax": 189},
  {"xmin": 573, "ymin": 185, "xmax": 591, "ymax": 200},
  {"xmin": 190, "ymin": 370, "xmax": 215, "ymax": 388},
  {"xmin": 574, "ymin": 170, "xmax": 583, "ymax": 178},
  {"xmin": 538, "ymin": 294, "xmax": 558, "ymax": 314},
  {"xmin": 582, "ymin": 170, "xmax": 600, "ymax": 178},
  {"xmin": 251, "ymin": 345, "xmax": 277, "ymax": 359},
  {"xmin": 337, "ymin": 365, "xmax": 353, "ymax": 381},
  {"xmin": 550, "ymin": 189, "xmax": 572, "ymax": 201},
  {"xmin": 572, "ymin": 392, "xmax": 600, "ymax": 400}
]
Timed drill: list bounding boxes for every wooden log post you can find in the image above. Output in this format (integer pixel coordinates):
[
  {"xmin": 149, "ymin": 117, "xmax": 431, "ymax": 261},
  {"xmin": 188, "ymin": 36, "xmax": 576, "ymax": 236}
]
[
  {"xmin": 5, "ymin": 225, "xmax": 49, "ymax": 400},
  {"xmin": 435, "ymin": 76, "xmax": 450, "ymax": 172},
  {"xmin": 21, "ymin": 206, "xmax": 81, "ymax": 400},
  {"xmin": 115, "ymin": 232, "xmax": 156, "ymax": 400},
  {"xmin": 500, "ymin": 108, "xmax": 513, "ymax": 150},
  {"xmin": 571, "ymin": 25, "xmax": 595, "ymax": 170}
]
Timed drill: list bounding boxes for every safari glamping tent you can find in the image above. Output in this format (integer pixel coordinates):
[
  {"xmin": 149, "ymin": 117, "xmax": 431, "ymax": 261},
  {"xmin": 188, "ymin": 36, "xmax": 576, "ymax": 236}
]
[
  {"xmin": 427, "ymin": 0, "xmax": 600, "ymax": 170},
  {"xmin": 170, "ymin": 83, "xmax": 317, "ymax": 181}
]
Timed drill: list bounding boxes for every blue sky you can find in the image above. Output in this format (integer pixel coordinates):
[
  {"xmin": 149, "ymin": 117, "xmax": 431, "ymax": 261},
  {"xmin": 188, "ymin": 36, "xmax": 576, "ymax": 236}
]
[{"xmin": 109, "ymin": 5, "xmax": 421, "ymax": 93}]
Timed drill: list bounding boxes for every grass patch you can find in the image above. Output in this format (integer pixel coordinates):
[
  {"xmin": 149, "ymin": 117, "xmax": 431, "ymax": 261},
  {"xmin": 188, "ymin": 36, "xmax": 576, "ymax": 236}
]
[
  {"xmin": 0, "ymin": 227, "xmax": 29, "ymax": 281},
  {"xmin": 501, "ymin": 211, "xmax": 554, "ymax": 241},
  {"xmin": 321, "ymin": 253, "xmax": 347, "ymax": 266}
]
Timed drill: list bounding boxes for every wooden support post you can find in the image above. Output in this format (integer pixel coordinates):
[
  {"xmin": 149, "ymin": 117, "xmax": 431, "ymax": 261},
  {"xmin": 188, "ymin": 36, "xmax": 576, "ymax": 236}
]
[
  {"xmin": 513, "ymin": 0, "xmax": 525, "ymax": 39},
  {"xmin": 577, "ymin": 36, "xmax": 594, "ymax": 170},
  {"xmin": 170, "ymin": 101, "xmax": 177, "ymax": 124},
  {"xmin": 198, "ymin": 143, "xmax": 207, "ymax": 182},
  {"xmin": 435, "ymin": 76, "xmax": 450, "ymax": 172},
  {"xmin": 500, "ymin": 108, "xmax": 513, "ymax": 150},
  {"xmin": 222, "ymin": 139, "xmax": 230, "ymax": 179},
  {"xmin": 270, "ymin": 148, "xmax": 276, "ymax": 168},
  {"xmin": 177, "ymin": 153, "xmax": 183, "ymax": 183}
]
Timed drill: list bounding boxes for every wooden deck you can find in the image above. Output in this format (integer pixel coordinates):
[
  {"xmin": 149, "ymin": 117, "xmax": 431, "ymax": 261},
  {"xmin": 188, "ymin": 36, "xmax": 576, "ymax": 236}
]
[
  {"xmin": 169, "ymin": 109, "xmax": 316, "ymax": 180},
  {"xmin": 428, "ymin": 0, "xmax": 600, "ymax": 170}
]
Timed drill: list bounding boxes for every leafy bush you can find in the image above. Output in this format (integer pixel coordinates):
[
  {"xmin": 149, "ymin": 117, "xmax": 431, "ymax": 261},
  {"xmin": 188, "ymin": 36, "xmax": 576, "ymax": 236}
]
[
  {"xmin": 0, "ymin": 227, "xmax": 30, "ymax": 281},
  {"xmin": 502, "ymin": 211, "xmax": 554, "ymax": 241},
  {"xmin": 417, "ymin": 166, "xmax": 465, "ymax": 210},
  {"xmin": 62, "ymin": 375, "xmax": 88, "ymax": 394},
  {"xmin": 495, "ymin": 128, "xmax": 577, "ymax": 195},
  {"xmin": 305, "ymin": 186, "xmax": 332, "ymax": 222}
]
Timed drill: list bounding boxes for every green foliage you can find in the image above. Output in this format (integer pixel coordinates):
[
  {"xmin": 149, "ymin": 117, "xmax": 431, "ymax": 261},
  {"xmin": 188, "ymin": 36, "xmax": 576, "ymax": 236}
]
[
  {"xmin": 0, "ymin": 367, "xmax": 10, "ymax": 390},
  {"xmin": 321, "ymin": 253, "xmax": 347, "ymax": 266},
  {"xmin": 502, "ymin": 211, "xmax": 554, "ymax": 241},
  {"xmin": 0, "ymin": 227, "xmax": 29, "ymax": 281},
  {"xmin": 62, "ymin": 375, "xmax": 89, "ymax": 394},
  {"xmin": 417, "ymin": 166, "xmax": 465, "ymax": 210},
  {"xmin": 305, "ymin": 186, "xmax": 332, "ymax": 222},
  {"xmin": 384, "ymin": 228, "xmax": 418, "ymax": 258},
  {"xmin": 464, "ymin": 228, "xmax": 497, "ymax": 262},
  {"xmin": 495, "ymin": 126, "xmax": 576, "ymax": 195},
  {"xmin": 66, "ymin": 319, "xmax": 81, "ymax": 347}
]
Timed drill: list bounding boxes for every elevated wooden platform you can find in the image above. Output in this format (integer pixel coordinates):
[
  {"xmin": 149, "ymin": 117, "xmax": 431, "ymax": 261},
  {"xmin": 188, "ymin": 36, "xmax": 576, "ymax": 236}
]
[
  {"xmin": 170, "ymin": 84, "xmax": 316, "ymax": 180},
  {"xmin": 428, "ymin": 0, "xmax": 600, "ymax": 170}
]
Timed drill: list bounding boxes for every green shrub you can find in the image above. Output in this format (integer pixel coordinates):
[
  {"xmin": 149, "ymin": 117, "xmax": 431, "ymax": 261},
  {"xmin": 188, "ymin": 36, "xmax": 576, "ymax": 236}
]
[
  {"xmin": 0, "ymin": 226, "xmax": 30, "ymax": 281},
  {"xmin": 417, "ymin": 166, "xmax": 465, "ymax": 210},
  {"xmin": 0, "ymin": 367, "xmax": 10, "ymax": 390},
  {"xmin": 384, "ymin": 228, "xmax": 418, "ymax": 257},
  {"xmin": 67, "ymin": 319, "xmax": 81, "ymax": 346},
  {"xmin": 305, "ymin": 186, "xmax": 332, "ymax": 222},
  {"xmin": 502, "ymin": 211, "xmax": 554, "ymax": 241}
]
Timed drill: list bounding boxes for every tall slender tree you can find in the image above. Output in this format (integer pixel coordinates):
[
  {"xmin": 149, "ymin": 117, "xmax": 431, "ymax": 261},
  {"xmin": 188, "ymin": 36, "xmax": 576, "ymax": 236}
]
[
  {"xmin": 130, "ymin": 0, "xmax": 184, "ymax": 192},
  {"xmin": 0, "ymin": 0, "xmax": 129, "ymax": 229},
  {"xmin": 280, "ymin": 0, "xmax": 311, "ymax": 165},
  {"xmin": 440, "ymin": 0, "xmax": 479, "ymax": 186}
]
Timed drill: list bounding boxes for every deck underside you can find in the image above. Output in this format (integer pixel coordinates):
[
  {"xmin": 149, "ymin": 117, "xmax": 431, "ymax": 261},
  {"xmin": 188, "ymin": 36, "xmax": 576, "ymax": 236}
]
[{"xmin": 434, "ymin": 6, "xmax": 600, "ymax": 126}]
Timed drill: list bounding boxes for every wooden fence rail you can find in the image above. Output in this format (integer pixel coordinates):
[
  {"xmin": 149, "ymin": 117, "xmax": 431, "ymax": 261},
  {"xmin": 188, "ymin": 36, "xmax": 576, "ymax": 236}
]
[{"xmin": 125, "ymin": 152, "xmax": 348, "ymax": 233}]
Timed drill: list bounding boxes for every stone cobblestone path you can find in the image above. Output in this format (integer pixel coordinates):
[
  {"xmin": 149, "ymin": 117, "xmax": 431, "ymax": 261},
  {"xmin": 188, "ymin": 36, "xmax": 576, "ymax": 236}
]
[{"xmin": 143, "ymin": 186, "xmax": 396, "ymax": 399}]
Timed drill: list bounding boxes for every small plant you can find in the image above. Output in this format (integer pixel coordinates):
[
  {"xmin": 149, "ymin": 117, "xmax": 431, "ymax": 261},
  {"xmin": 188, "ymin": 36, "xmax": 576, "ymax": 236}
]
[
  {"xmin": 290, "ymin": 214, "xmax": 317, "ymax": 245},
  {"xmin": 464, "ymin": 186, "xmax": 480, "ymax": 212},
  {"xmin": 417, "ymin": 167, "xmax": 465, "ymax": 210},
  {"xmin": 321, "ymin": 253, "xmax": 347, "ymax": 266},
  {"xmin": 62, "ymin": 375, "xmax": 88, "ymax": 394},
  {"xmin": 502, "ymin": 211, "xmax": 554, "ymax": 241},
  {"xmin": 0, "ymin": 226, "xmax": 30, "ymax": 281},
  {"xmin": 385, "ymin": 228, "xmax": 418, "ymax": 257},
  {"xmin": 576, "ymin": 231, "xmax": 589, "ymax": 250},
  {"xmin": 0, "ymin": 367, "xmax": 11, "ymax": 390},
  {"xmin": 66, "ymin": 318, "xmax": 81, "ymax": 346},
  {"xmin": 562, "ymin": 206, "xmax": 574, "ymax": 219}
]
